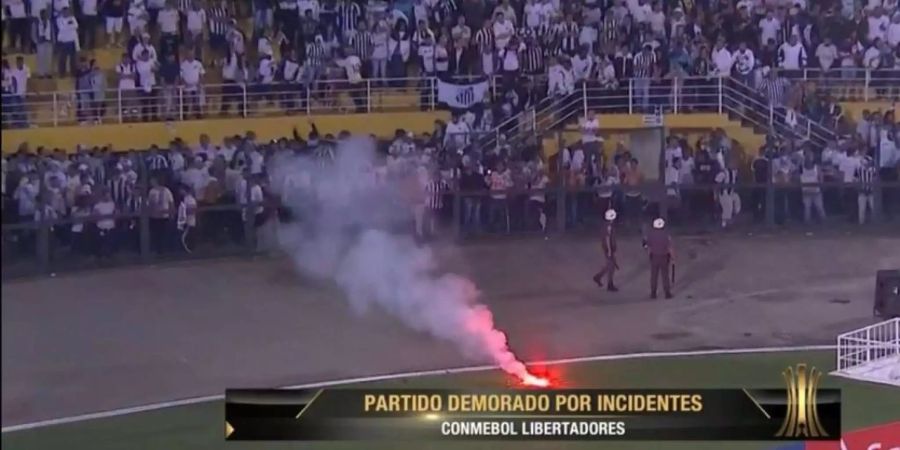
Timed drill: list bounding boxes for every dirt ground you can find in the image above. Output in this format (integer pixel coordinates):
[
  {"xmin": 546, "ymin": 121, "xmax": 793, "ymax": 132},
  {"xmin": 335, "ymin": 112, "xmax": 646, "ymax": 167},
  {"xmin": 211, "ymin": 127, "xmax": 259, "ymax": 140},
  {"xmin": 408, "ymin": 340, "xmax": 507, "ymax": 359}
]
[{"xmin": 2, "ymin": 232, "xmax": 899, "ymax": 427}]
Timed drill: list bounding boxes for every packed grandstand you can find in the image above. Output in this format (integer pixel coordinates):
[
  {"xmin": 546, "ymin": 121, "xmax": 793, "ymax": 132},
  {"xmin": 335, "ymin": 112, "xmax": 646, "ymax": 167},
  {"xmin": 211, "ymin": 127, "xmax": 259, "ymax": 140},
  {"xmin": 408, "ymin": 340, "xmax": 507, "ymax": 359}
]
[{"xmin": 1, "ymin": 0, "xmax": 898, "ymax": 268}]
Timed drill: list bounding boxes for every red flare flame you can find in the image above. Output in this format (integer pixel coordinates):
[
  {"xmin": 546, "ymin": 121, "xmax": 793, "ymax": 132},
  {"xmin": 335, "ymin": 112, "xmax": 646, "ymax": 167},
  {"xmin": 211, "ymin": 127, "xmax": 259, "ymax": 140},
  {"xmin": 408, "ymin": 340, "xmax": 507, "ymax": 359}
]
[{"xmin": 520, "ymin": 372, "xmax": 551, "ymax": 388}]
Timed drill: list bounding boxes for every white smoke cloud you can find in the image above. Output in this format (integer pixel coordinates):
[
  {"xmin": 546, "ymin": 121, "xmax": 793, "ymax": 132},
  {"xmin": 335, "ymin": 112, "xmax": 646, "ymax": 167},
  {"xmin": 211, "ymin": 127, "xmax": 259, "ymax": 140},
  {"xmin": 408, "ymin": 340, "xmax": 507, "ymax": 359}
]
[{"xmin": 270, "ymin": 137, "xmax": 538, "ymax": 383}]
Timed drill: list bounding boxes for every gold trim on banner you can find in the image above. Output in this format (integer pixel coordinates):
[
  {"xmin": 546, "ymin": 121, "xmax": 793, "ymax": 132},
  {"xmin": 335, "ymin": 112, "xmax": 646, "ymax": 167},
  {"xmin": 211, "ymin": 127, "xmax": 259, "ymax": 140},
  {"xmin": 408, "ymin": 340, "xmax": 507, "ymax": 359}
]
[
  {"xmin": 776, "ymin": 364, "xmax": 828, "ymax": 438},
  {"xmin": 295, "ymin": 389, "xmax": 325, "ymax": 419}
]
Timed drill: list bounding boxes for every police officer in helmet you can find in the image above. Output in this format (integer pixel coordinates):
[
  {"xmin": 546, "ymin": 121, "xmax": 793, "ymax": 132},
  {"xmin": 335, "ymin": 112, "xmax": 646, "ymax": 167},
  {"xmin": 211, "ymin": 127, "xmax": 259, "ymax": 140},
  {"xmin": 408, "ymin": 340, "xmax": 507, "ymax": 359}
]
[
  {"xmin": 643, "ymin": 217, "xmax": 674, "ymax": 299},
  {"xmin": 593, "ymin": 209, "xmax": 619, "ymax": 292}
]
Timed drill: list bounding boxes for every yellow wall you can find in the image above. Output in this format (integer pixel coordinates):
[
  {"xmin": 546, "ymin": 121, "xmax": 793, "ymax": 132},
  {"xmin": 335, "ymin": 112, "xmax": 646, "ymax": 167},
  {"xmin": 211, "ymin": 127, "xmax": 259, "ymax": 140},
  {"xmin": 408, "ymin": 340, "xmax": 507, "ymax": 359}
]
[
  {"xmin": 840, "ymin": 102, "xmax": 898, "ymax": 122},
  {"xmin": 542, "ymin": 113, "xmax": 763, "ymax": 161},
  {"xmin": 1, "ymin": 111, "xmax": 449, "ymax": 153}
]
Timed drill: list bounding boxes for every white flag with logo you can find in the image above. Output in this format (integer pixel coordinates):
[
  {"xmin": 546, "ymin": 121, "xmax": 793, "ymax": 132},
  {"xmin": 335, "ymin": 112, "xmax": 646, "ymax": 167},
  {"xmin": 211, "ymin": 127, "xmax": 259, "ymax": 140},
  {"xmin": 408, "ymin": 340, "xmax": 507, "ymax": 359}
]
[{"xmin": 437, "ymin": 79, "xmax": 490, "ymax": 109}]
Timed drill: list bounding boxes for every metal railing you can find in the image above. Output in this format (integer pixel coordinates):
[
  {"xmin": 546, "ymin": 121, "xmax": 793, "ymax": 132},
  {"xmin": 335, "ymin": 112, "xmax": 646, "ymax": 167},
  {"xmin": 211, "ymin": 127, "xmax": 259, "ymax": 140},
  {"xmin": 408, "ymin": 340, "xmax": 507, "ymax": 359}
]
[
  {"xmin": 836, "ymin": 318, "xmax": 900, "ymax": 379},
  {"xmin": 4, "ymin": 177, "xmax": 899, "ymax": 279},
  {"xmin": 2, "ymin": 70, "xmax": 897, "ymax": 131},
  {"xmin": 483, "ymin": 76, "xmax": 857, "ymax": 154},
  {"xmin": 772, "ymin": 68, "xmax": 900, "ymax": 102}
]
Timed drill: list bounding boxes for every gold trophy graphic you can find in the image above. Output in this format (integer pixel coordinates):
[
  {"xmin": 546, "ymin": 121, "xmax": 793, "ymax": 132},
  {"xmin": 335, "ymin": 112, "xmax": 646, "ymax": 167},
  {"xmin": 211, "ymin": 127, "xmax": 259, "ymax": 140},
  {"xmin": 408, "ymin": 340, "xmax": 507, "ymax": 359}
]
[{"xmin": 776, "ymin": 364, "xmax": 828, "ymax": 438}]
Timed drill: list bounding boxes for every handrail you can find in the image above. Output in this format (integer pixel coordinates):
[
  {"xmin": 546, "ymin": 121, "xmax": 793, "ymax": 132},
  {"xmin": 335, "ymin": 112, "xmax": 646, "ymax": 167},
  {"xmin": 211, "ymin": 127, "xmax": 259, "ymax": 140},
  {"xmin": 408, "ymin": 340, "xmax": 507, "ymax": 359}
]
[
  {"xmin": 725, "ymin": 77, "xmax": 837, "ymax": 146},
  {"xmin": 2, "ymin": 69, "xmax": 898, "ymax": 131}
]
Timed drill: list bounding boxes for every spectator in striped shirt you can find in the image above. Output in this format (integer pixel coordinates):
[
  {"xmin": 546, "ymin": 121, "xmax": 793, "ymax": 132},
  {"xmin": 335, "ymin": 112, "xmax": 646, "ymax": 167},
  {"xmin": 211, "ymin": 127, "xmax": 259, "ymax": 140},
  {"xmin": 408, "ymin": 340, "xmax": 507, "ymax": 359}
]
[
  {"xmin": 855, "ymin": 156, "xmax": 878, "ymax": 224},
  {"xmin": 335, "ymin": 0, "xmax": 362, "ymax": 36},
  {"xmin": 206, "ymin": 1, "xmax": 230, "ymax": 60},
  {"xmin": 757, "ymin": 67, "xmax": 790, "ymax": 107},
  {"xmin": 423, "ymin": 168, "xmax": 450, "ymax": 239},
  {"xmin": 633, "ymin": 44, "xmax": 657, "ymax": 112},
  {"xmin": 347, "ymin": 19, "xmax": 373, "ymax": 75},
  {"xmin": 520, "ymin": 35, "xmax": 544, "ymax": 75},
  {"xmin": 474, "ymin": 19, "xmax": 495, "ymax": 75}
]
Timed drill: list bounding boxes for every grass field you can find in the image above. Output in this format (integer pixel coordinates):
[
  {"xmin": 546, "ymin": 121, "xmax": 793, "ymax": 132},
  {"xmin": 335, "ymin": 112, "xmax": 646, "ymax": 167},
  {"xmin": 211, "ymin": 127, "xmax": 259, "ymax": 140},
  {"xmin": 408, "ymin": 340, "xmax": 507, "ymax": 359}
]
[{"xmin": 3, "ymin": 350, "xmax": 899, "ymax": 450}]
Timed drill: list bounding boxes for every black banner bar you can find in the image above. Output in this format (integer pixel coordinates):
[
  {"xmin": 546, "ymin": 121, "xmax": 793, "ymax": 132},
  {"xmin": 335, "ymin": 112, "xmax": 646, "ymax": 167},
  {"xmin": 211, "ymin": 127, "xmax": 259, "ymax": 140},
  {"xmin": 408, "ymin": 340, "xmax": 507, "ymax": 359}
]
[{"xmin": 225, "ymin": 388, "xmax": 841, "ymax": 441}]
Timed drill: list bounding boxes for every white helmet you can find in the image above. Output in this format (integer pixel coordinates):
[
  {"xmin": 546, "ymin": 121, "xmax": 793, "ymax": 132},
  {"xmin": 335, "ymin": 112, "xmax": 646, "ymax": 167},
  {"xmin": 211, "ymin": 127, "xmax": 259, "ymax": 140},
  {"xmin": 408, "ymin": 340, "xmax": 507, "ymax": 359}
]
[
  {"xmin": 652, "ymin": 218, "xmax": 666, "ymax": 229},
  {"xmin": 604, "ymin": 209, "xmax": 617, "ymax": 221}
]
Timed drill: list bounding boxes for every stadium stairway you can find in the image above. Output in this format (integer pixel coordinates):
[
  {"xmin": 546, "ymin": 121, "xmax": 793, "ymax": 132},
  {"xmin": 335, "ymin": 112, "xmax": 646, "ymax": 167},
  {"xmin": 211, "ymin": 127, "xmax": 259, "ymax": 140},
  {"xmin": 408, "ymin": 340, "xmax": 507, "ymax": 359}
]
[{"xmin": 537, "ymin": 113, "xmax": 764, "ymax": 167}]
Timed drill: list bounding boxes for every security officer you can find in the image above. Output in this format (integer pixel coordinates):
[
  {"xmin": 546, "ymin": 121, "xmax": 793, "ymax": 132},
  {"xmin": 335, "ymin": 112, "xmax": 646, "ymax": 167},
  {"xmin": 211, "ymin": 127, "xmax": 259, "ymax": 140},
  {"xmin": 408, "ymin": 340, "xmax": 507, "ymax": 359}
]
[
  {"xmin": 643, "ymin": 218, "xmax": 674, "ymax": 299},
  {"xmin": 593, "ymin": 209, "xmax": 619, "ymax": 292}
]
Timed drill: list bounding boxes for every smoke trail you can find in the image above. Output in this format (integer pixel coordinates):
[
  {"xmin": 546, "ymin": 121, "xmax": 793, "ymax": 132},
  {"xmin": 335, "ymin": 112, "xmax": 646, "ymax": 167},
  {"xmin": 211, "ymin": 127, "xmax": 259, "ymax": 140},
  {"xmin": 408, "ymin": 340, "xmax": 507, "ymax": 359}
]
[{"xmin": 269, "ymin": 137, "xmax": 544, "ymax": 385}]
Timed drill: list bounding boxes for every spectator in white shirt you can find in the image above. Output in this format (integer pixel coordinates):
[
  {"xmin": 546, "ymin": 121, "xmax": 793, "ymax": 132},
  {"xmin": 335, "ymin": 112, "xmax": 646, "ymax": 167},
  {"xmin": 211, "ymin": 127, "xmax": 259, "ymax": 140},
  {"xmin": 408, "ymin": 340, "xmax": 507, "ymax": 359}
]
[
  {"xmin": 132, "ymin": 33, "xmax": 158, "ymax": 64},
  {"xmin": 492, "ymin": 12, "xmax": 515, "ymax": 51},
  {"xmin": 816, "ymin": 37, "xmax": 839, "ymax": 72},
  {"xmin": 158, "ymin": 1, "xmax": 180, "ymax": 35},
  {"xmin": 758, "ymin": 11, "xmax": 781, "ymax": 47},
  {"xmin": 127, "ymin": 0, "xmax": 148, "ymax": 36},
  {"xmin": 863, "ymin": 40, "xmax": 883, "ymax": 68},
  {"xmin": 255, "ymin": 54, "xmax": 276, "ymax": 106},
  {"xmin": 135, "ymin": 49, "xmax": 158, "ymax": 121},
  {"xmin": 867, "ymin": 7, "xmax": 890, "ymax": 42},
  {"xmin": 711, "ymin": 39, "xmax": 734, "ymax": 76},
  {"xmin": 572, "ymin": 45, "xmax": 595, "ymax": 83},
  {"xmin": 547, "ymin": 56, "xmax": 575, "ymax": 97},
  {"xmin": 888, "ymin": 13, "xmax": 900, "ymax": 47},
  {"xmin": 180, "ymin": 55, "xmax": 206, "ymax": 119},
  {"xmin": 34, "ymin": 9, "xmax": 55, "ymax": 78},
  {"xmin": 444, "ymin": 114, "xmax": 471, "ymax": 151},
  {"xmin": 778, "ymin": 34, "xmax": 808, "ymax": 72},
  {"xmin": 186, "ymin": 1, "xmax": 208, "ymax": 50},
  {"xmin": 55, "ymin": 7, "xmax": 79, "ymax": 76},
  {"xmin": 93, "ymin": 187, "xmax": 117, "ymax": 257}
]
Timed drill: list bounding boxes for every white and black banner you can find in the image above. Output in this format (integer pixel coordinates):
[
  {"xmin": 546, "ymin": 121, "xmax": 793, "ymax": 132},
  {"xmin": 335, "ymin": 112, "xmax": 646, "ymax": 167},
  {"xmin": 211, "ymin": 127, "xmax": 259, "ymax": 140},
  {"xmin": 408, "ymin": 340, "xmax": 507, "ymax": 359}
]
[{"xmin": 437, "ymin": 79, "xmax": 490, "ymax": 109}]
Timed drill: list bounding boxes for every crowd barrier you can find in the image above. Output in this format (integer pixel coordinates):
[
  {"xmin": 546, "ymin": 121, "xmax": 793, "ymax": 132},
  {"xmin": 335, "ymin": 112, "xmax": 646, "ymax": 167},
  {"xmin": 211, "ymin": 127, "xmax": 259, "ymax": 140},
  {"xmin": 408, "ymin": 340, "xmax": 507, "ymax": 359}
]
[
  {"xmin": 3, "ymin": 180, "xmax": 898, "ymax": 279},
  {"xmin": 1, "ymin": 70, "xmax": 897, "ymax": 130}
]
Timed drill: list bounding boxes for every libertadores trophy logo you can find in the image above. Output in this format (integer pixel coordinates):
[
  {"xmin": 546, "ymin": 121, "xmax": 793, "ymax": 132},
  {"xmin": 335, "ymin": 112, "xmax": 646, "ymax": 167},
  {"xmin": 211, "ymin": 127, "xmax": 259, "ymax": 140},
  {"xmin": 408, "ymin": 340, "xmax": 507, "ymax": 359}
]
[{"xmin": 776, "ymin": 364, "xmax": 828, "ymax": 438}]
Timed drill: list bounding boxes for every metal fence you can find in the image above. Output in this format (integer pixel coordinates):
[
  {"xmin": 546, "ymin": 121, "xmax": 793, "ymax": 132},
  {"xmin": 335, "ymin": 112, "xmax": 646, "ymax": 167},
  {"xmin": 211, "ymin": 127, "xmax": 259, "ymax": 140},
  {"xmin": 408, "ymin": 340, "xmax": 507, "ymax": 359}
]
[
  {"xmin": 1, "ymin": 70, "xmax": 897, "ymax": 129},
  {"xmin": 3, "ymin": 179, "xmax": 899, "ymax": 279}
]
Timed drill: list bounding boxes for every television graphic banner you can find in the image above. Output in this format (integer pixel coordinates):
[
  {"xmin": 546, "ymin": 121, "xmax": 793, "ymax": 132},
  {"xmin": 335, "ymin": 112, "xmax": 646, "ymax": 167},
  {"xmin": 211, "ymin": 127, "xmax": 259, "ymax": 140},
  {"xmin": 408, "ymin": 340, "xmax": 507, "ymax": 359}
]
[{"xmin": 225, "ymin": 385, "xmax": 841, "ymax": 441}]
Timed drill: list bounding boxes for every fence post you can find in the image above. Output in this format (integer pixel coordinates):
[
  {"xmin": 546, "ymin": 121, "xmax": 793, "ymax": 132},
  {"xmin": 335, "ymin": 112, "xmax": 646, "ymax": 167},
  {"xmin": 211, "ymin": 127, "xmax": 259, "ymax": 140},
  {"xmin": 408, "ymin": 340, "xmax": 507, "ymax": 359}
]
[
  {"xmin": 769, "ymin": 102, "xmax": 774, "ymax": 127},
  {"xmin": 117, "ymin": 89, "xmax": 123, "ymax": 123},
  {"xmin": 243, "ymin": 206, "xmax": 255, "ymax": 253},
  {"xmin": 555, "ymin": 130, "xmax": 567, "ymax": 233},
  {"xmin": 430, "ymin": 77, "xmax": 436, "ymax": 111},
  {"xmin": 627, "ymin": 79, "xmax": 633, "ymax": 114},
  {"xmin": 52, "ymin": 92, "xmax": 59, "ymax": 126},
  {"xmin": 864, "ymin": 70, "xmax": 870, "ymax": 102},
  {"xmin": 581, "ymin": 82, "xmax": 588, "ymax": 118},
  {"xmin": 765, "ymin": 178, "xmax": 775, "ymax": 227},
  {"xmin": 452, "ymin": 189, "xmax": 462, "ymax": 240},
  {"xmin": 673, "ymin": 78, "xmax": 679, "ymax": 113},
  {"xmin": 366, "ymin": 79, "xmax": 372, "ymax": 113},
  {"xmin": 37, "ymin": 221, "xmax": 50, "ymax": 273},
  {"xmin": 139, "ymin": 204, "xmax": 151, "ymax": 262},
  {"xmin": 178, "ymin": 87, "xmax": 184, "ymax": 121},
  {"xmin": 306, "ymin": 85, "xmax": 311, "ymax": 115},
  {"xmin": 717, "ymin": 77, "xmax": 723, "ymax": 114},
  {"xmin": 242, "ymin": 84, "xmax": 249, "ymax": 117}
]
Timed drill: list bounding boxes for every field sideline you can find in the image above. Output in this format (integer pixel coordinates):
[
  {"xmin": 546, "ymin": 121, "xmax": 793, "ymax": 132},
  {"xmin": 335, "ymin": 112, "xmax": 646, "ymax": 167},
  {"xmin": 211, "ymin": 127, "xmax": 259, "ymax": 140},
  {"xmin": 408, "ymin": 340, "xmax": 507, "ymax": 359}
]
[{"xmin": 3, "ymin": 348, "xmax": 899, "ymax": 450}]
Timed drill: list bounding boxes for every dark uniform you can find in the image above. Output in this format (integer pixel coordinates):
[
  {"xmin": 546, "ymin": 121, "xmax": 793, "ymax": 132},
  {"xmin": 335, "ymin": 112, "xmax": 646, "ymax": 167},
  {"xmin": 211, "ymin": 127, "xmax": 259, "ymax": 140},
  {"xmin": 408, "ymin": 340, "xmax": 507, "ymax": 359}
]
[
  {"xmin": 644, "ymin": 227, "xmax": 674, "ymax": 299},
  {"xmin": 593, "ymin": 222, "xmax": 619, "ymax": 291}
]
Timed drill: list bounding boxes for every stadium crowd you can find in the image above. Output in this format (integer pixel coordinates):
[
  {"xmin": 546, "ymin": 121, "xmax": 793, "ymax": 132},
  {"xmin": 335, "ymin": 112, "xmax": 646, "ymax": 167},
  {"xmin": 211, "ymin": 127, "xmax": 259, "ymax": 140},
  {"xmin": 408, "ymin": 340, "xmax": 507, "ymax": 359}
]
[
  {"xmin": 1, "ymin": 0, "xmax": 899, "ymax": 265},
  {"xmin": 2, "ymin": 0, "xmax": 900, "ymax": 126}
]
